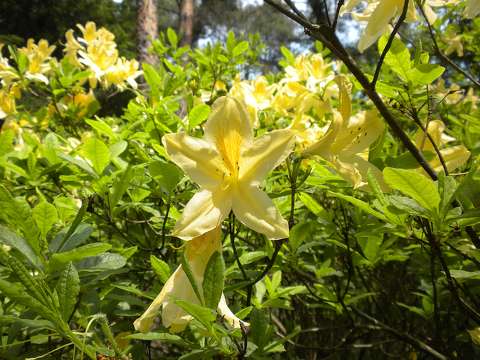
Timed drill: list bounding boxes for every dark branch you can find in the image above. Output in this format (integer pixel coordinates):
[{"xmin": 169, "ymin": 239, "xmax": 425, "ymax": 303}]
[{"xmin": 372, "ymin": 0, "xmax": 409, "ymax": 87}]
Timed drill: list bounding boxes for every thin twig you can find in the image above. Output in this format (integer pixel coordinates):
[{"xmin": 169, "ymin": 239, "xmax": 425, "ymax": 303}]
[
  {"xmin": 352, "ymin": 308, "xmax": 448, "ymax": 360},
  {"xmin": 372, "ymin": 0, "xmax": 409, "ymax": 87},
  {"xmin": 332, "ymin": 0, "xmax": 344, "ymax": 30},
  {"xmin": 416, "ymin": 0, "xmax": 480, "ymax": 89},
  {"xmin": 283, "ymin": 0, "xmax": 307, "ymax": 20},
  {"xmin": 264, "ymin": 0, "xmax": 438, "ymax": 180}
]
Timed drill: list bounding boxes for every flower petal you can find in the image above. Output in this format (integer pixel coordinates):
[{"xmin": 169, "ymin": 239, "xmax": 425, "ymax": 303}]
[
  {"xmin": 304, "ymin": 111, "xmax": 343, "ymax": 159},
  {"xmin": 232, "ymin": 185, "xmax": 289, "ymax": 240},
  {"xmin": 163, "ymin": 133, "xmax": 224, "ymax": 190},
  {"xmin": 358, "ymin": 0, "xmax": 399, "ymax": 52},
  {"xmin": 173, "ymin": 189, "xmax": 231, "ymax": 240},
  {"xmin": 239, "ymin": 129, "xmax": 295, "ymax": 185},
  {"xmin": 433, "ymin": 146, "xmax": 471, "ymax": 173},
  {"xmin": 331, "ymin": 110, "xmax": 384, "ymax": 156},
  {"xmin": 336, "ymin": 154, "xmax": 389, "ymax": 191},
  {"xmin": 204, "ymin": 96, "xmax": 253, "ymax": 174}
]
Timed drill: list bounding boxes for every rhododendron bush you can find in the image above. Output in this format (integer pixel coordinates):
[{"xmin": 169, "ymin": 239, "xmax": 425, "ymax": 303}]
[{"xmin": 0, "ymin": 2, "xmax": 480, "ymax": 357}]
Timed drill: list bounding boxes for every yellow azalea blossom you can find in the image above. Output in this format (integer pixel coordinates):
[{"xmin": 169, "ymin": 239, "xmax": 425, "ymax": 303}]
[
  {"xmin": 305, "ymin": 76, "xmax": 386, "ymax": 189},
  {"xmin": 0, "ymin": 85, "xmax": 20, "ymax": 119},
  {"xmin": 284, "ymin": 53, "xmax": 335, "ymax": 92},
  {"xmin": 18, "ymin": 39, "xmax": 56, "ymax": 84},
  {"xmin": 414, "ymin": 120, "xmax": 470, "ymax": 173},
  {"xmin": 344, "ymin": 0, "xmax": 452, "ymax": 52},
  {"xmin": 69, "ymin": 22, "xmax": 141, "ymax": 89},
  {"xmin": 134, "ymin": 227, "xmax": 247, "ymax": 333},
  {"xmin": 464, "ymin": 0, "xmax": 480, "ymax": 18},
  {"xmin": 444, "ymin": 34, "xmax": 463, "ymax": 57},
  {"xmin": 229, "ymin": 75, "xmax": 276, "ymax": 127},
  {"xmin": 289, "ymin": 114, "xmax": 324, "ymax": 149},
  {"xmin": 163, "ymin": 96, "xmax": 295, "ymax": 240}
]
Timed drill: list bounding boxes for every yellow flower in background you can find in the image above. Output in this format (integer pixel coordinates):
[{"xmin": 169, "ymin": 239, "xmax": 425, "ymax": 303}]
[
  {"xmin": 444, "ymin": 34, "xmax": 463, "ymax": 57},
  {"xmin": 67, "ymin": 22, "xmax": 141, "ymax": 89},
  {"xmin": 284, "ymin": 53, "xmax": 335, "ymax": 92},
  {"xmin": 134, "ymin": 227, "xmax": 247, "ymax": 333},
  {"xmin": 289, "ymin": 113, "xmax": 325, "ymax": 149},
  {"xmin": 0, "ymin": 85, "xmax": 20, "ymax": 119},
  {"xmin": 305, "ymin": 77, "xmax": 386, "ymax": 189},
  {"xmin": 414, "ymin": 120, "xmax": 470, "ymax": 173},
  {"xmin": 343, "ymin": 0, "xmax": 453, "ymax": 52},
  {"xmin": 229, "ymin": 75, "xmax": 276, "ymax": 127},
  {"xmin": 464, "ymin": 0, "xmax": 480, "ymax": 18},
  {"xmin": 18, "ymin": 39, "xmax": 55, "ymax": 83},
  {"xmin": 163, "ymin": 96, "xmax": 294, "ymax": 240}
]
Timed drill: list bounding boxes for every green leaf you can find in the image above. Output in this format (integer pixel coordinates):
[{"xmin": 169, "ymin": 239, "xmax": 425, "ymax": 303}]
[
  {"xmin": 232, "ymin": 41, "xmax": 249, "ymax": 57},
  {"xmin": 56, "ymin": 262, "xmax": 80, "ymax": 321},
  {"xmin": 109, "ymin": 165, "xmax": 134, "ymax": 212},
  {"xmin": 149, "ymin": 160, "xmax": 182, "ymax": 194},
  {"xmin": 85, "ymin": 119, "xmax": 116, "ymax": 139},
  {"xmin": 188, "ymin": 104, "xmax": 211, "ymax": 128},
  {"xmin": 150, "ymin": 255, "xmax": 171, "ymax": 283},
  {"xmin": 142, "ymin": 63, "xmax": 162, "ymax": 98},
  {"xmin": 289, "ymin": 222, "xmax": 312, "ymax": 253},
  {"xmin": 32, "ymin": 201, "xmax": 58, "ymax": 240},
  {"xmin": 126, "ymin": 332, "xmax": 184, "ymax": 344},
  {"xmin": 167, "ymin": 27, "xmax": 178, "ymax": 48},
  {"xmin": 181, "ymin": 252, "xmax": 204, "ymax": 305},
  {"xmin": 387, "ymin": 195, "xmax": 430, "ymax": 217},
  {"xmin": 81, "ymin": 137, "xmax": 111, "ymax": 174},
  {"xmin": 175, "ymin": 300, "xmax": 216, "ymax": 329},
  {"xmin": 50, "ymin": 243, "xmax": 112, "ymax": 270},
  {"xmin": 0, "ymin": 225, "xmax": 41, "ymax": 268},
  {"xmin": 202, "ymin": 251, "xmax": 225, "ymax": 309},
  {"xmin": 408, "ymin": 64, "xmax": 445, "ymax": 85},
  {"xmin": 449, "ymin": 269, "xmax": 480, "ymax": 280},
  {"xmin": 327, "ymin": 191, "xmax": 387, "ymax": 221},
  {"xmin": 378, "ymin": 36, "xmax": 411, "ymax": 81},
  {"xmin": 299, "ymin": 193, "xmax": 324, "ymax": 216},
  {"xmin": 383, "ymin": 167, "xmax": 440, "ymax": 212}
]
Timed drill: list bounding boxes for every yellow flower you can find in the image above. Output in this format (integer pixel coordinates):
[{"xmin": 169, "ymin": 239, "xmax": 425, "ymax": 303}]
[
  {"xmin": 289, "ymin": 114, "xmax": 325, "ymax": 149},
  {"xmin": 414, "ymin": 120, "xmax": 470, "ymax": 173},
  {"xmin": 18, "ymin": 39, "xmax": 55, "ymax": 83},
  {"xmin": 444, "ymin": 34, "xmax": 463, "ymax": 57},
  {"xmin": 0, "ymin": 86, "xmax": 18, "ymax": 119},
  {"xmin": 305, "ymin": 77, "xmax": 386, "ymax": 189},
  {"xmin": 464, "ymin": 0, "xmax": 480, "ymax": 18},
  {"xmin": 133, "ymin": 227, "xmax": 247, "ymax": 333},
  {"xmin": 163, "ymin": 96, "xmax": 294, "ymax": 240}
]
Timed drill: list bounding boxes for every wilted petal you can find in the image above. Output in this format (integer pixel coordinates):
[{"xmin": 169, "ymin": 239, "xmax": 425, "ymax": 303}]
[
  {"xmin": 173, "ymin": 189, "xmax": 231, "ymax": 240},
  {"xmin": 134, "ymin": 228, "xmax": 222, "ymax": 333},
  {"xmin": 239, "ymin": 129, "xmax": 295, "ymax": 185},
  {"xmin": 218, "ymin": 294, "xmax": 249, "ymax": 329},
  {"xmin": 232, "ymin": 185, "xmax": 289, "ymax": 240},
  {"xmin": 163, "ymin": 132, "xmax": 224, "ymax": 190}
]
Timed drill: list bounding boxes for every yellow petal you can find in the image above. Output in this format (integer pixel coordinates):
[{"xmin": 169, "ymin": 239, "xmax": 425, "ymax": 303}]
[
  {"xmin": 239, "ymin": 129, "xmax": 295, "ymax": 185},
  {"xmin": 432, "ymin": 146, "xmax": 470, "ymax": 173},
  {"xmin": 358, "ymin": 0, "xmax": 399, "ymax": 52},
  {"xmin": 464, "ymin": 0, "xmax": 480, "ymax": 18},
  {"xmin": 173, "ymin": 189, "xmax": 231, "ymax": 240},
  {"xmin": 217, "ymin": 294, "xmax": 249, "ymax": 329},
  {"xmin": 304, "ymin": 111, "xmax": 343, "ymax": 158},
  {"xmin": 204, "ymin": 96, "xmax": 253, "ymax": 176},
  {"xmin": 331, "ymin": 110, "xmax": 384, "ymax": 156},
  {"xmin": 336, "ymin": 154, "xmax": 389, "ymax": 191},
  {"xmin": 162, "ymin": 133, "xmax": 224, "ymax": 190},
  {"xmin": 134, "ymin": 228, "xmax": 222, "ymax": 333},
  {"xmin": 232, "ymin": 185, "xmax": 289, "ymax": 240},
  {"xmin": 336, "ymin": 75, "xmax": 352, "ymax": 121},
  {"xmin": 414, "ymin": 120, "xmax": 445, "ymax": 152}
]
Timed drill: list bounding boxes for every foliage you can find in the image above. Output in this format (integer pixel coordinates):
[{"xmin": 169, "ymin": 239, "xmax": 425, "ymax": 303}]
[{"xmin": 0, "ymin": 7, "xmax": 479, "ymax": 359}]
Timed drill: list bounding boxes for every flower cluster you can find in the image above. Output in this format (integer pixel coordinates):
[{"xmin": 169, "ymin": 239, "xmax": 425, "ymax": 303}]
[{"xmin": 66, "ymin": 22, "xmax": 142, "ymax": 89}]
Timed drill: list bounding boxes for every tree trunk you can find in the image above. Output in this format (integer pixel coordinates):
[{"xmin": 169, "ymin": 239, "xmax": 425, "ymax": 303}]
[
  {"xmin": 137, "ymin": 0, "xmax": 158, "ymax": 65},
  {"xmin": 179, "ymin": 0, "xmax": 194, "ymax": 46}
]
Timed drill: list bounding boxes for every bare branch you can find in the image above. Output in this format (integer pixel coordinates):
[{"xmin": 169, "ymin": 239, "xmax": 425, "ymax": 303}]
[{"xmin": 372, "ymin": 0, "xmax": 409, "ymax": 87}]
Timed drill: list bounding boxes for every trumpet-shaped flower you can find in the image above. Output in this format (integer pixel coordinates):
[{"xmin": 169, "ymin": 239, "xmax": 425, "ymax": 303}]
[
  {"xmin": 134, "ymin": 227, "xmax": 246, "ymax": 333},
  {"xmin": 163, "ymin": 96, "xmax": 294, "ymax": 240},
  {"xmin": 414, "ymin": 120, "xmax": 470, "ymax": 173},
  {"xmin": 305, "ymin": 77, "xmax": 386, "ymax": 189}
]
